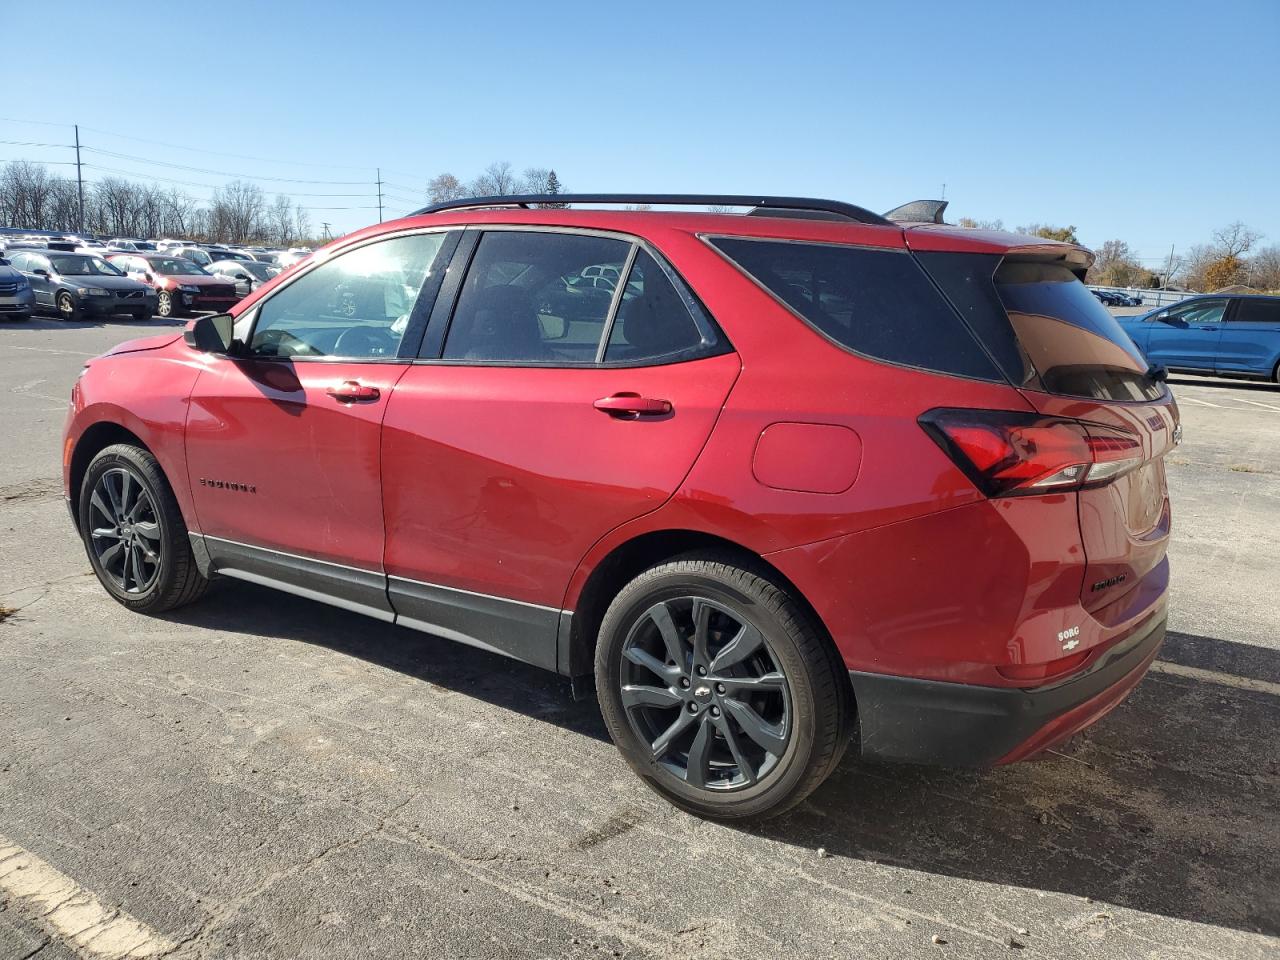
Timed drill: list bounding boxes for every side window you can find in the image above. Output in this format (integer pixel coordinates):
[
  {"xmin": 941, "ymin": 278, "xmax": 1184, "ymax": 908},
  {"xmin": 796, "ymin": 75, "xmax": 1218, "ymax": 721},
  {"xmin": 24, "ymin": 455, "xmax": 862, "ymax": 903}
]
[
  {"xmin": 710, "ymin": 237, "xmax": 1002, "ymax": 381},
  {"xmin": 1167, "ymin": 299, "xmax": 1227, "ymax": 324},
  {"xmin": 604, "ymin": 249, "xmax": 712, "ymax": 363},
  {"xmin": 1234, "ymin": 299, "xmax": 1280, "ymax": 324},
  {"xmin": 9, "ymin": 253, "xmax": 28, "ymax": 271},
  {"xmin": 442, "ymin": 231, "xmax": 630, "ymax": 363},
  {"xmin": 248, "ymin": 232, "xmax": 447, "ymax": 360}
]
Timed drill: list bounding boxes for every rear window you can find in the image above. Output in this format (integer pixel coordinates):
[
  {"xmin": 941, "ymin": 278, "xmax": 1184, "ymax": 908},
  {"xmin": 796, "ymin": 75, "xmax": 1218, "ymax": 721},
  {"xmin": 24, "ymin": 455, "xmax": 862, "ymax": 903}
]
[
  {"xmin": 708, "ymin": 237, "xmax": 1003, "ymax": 381},
  {"xmin": 994, "ymin": 261, "xmax": 1163, "ymax": 402}
]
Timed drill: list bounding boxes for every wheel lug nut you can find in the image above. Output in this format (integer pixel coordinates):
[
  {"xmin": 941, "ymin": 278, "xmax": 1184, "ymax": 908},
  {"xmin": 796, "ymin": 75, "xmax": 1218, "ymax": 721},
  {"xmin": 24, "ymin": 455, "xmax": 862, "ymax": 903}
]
[
  {"xmin": 696, "ymin": 666, "xmax": 707, "ymax": 677},
  {"xmin": 715, "ymin": 683, "xmax": 726, "ymax": 695},
  {"xmin": 679, "ymin": 678, "xmax": 690, "ymax": 688},
  {"xmin": 686, "ymin": 702, "xmax": 698, "ymax": 714},
  {"xmin": 710, "ymin": 706, "xmax": 720, "ymax": 718}
]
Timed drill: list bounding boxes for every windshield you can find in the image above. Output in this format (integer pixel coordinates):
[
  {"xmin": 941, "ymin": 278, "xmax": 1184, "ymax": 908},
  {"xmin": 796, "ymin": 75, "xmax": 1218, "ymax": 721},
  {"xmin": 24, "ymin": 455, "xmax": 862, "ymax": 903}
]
[
  {"xmin": 995, "ymin": 261, "xmax": 1163, "ymax": 402},
  {"xmin": 242, "ymin": 262, "xmax": 279, "ymax": 280},
  {"xmin": 150, "ymin": 258, "xmax": 209, "ymax": 276},
  {"xmin": 51, "ymin": 255, "xmax": 124, "ymax": 277}
]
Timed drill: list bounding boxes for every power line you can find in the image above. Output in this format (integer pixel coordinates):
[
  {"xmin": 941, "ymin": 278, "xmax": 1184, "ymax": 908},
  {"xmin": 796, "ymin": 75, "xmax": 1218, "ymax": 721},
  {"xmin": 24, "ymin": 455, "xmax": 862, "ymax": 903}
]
[{"xmin": 82, "ymin": 147, "xmax": 371, "ymax": 185}]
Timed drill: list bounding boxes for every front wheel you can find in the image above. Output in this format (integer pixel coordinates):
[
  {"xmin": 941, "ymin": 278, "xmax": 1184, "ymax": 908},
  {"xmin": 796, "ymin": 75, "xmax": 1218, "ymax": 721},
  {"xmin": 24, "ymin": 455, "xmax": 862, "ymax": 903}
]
[
  {"xmin": 79, "ymin": 443, "xmax": 209, "ymax": 613},
  {"xmin": 595, "ymin": 554, "xmax": 852, "ymax": 821},
  {"xmin": 56, "ymin": 290, "xmax": 77, "ymax": 321},
  {"xmin": 156, "ymin": 290, "xmax": 180, "ymax": 318}
]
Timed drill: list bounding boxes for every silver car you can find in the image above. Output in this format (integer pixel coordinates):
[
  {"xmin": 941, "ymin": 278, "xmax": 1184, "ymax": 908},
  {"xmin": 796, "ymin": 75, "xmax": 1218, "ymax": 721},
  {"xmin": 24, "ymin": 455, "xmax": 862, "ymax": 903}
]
[{"xmin": 0, "ymin": 257, "xmax": 36, "ymax": 320}]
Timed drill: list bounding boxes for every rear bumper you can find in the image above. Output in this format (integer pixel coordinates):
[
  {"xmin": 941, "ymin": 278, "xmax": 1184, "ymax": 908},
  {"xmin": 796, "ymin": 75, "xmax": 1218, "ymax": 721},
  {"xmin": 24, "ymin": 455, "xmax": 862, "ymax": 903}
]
[{"xmin": 849, "ymin": 614, "xmax": 1166, "ymax": 767}]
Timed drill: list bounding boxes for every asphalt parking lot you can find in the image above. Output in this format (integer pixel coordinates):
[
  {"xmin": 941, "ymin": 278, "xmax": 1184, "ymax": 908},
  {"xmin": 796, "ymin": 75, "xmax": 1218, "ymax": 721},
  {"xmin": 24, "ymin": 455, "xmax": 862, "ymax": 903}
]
[{"xmin": 1, "ymin": 317, "xmax": 1277, "ymax": 959}]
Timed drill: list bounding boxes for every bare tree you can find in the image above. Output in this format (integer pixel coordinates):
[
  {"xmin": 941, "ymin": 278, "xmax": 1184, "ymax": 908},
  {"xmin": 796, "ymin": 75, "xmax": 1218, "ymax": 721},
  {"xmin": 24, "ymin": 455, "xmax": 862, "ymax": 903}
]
[
  {"xmin": 426, "ymin": 173, "xmax": 468, "ymax": 203},
  {"xmin": 1088, "ymin": 239, "xmax": 1148, "ymax": 287},
  {"xmin": 268, "ymin": 194, "xmax": 295, "ymax": 246},
  {"xmin": 957, "ymin": 216, "xmax": 1005, "ymax": 231},
  {"xmin": 1247, "ymin": 245, "xmax": 1280, "ymax": 291},
  {"xmin": 471, "ymin": 161, "xmax": 518, "ymax": 196},
  {"xmin": 1212, "ymin": 221, "xmax": 1261, "ymax": 259},
  {"xmin": 210, "ymin": 180, "xmax": 266, "ymax": 244}
]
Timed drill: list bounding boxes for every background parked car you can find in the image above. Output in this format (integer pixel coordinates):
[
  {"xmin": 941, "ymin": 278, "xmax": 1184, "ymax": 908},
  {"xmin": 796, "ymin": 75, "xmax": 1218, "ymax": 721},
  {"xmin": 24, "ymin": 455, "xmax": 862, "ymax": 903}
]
[
  {"xmin": 8, "ymin": 250, "xmax": 155, "ymax": 321},
  {"xmin": 207, "ymin": 258, "xmax": 282, "ymax": 297},
  {"xmin": 1118, "ymin": 294, "xmax": 1280, "ymax": 383},
  {"xmin": 107, "ymin": 253, "xmax": 239, "ymax": 318},
  {"xmin": 0, "ymin": 256, "xmax": 37, "ymax": 320}
]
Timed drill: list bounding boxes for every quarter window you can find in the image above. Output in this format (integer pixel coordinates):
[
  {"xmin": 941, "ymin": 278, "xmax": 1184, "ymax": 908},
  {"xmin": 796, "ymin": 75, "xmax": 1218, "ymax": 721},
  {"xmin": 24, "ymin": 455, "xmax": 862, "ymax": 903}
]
[
  {"xmin": 710, "ymin": 237, "xmax": 1002, "ymax": 381},
  {"xmin": 248, "ymin": 232, "xmax": 447, "ymax": 360},
  {"xmin": 603, "ymin": 249, "xmax": 712, "ymax": 363}
]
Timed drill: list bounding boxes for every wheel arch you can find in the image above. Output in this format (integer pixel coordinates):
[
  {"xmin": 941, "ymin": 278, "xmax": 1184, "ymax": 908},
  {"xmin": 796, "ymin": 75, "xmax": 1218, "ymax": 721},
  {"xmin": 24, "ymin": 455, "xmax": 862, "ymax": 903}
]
[
  {"xmin": 562, "ymin": 528, "xmax": 837, "ymax": 683},
  {"xmin": 68, "ymin": 422, "xmax": 153, "ymax": 532}
]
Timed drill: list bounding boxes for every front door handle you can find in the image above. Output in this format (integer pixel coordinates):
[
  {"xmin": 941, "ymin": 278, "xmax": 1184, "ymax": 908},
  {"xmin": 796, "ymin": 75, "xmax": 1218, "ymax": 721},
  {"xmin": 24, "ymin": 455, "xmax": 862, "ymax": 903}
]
[
  {"xmin": 325, "ymin": 380, "xmax": 380, "ymax": 403},
  {"xmin": 593, "ymin": 393, "xmax": 672, "ymax": 418}
]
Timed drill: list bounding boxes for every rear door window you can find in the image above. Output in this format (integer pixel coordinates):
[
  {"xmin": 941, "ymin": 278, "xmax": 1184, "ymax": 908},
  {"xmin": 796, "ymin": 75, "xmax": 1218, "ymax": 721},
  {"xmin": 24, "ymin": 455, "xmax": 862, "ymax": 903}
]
[
  {"xmin": 1233, "ymin": 299, "xmax": 1280, "ymax": 324},
  {"xmin": 1164, "ymin": 298, "xmax": 1227, "ymax": 325},
  {"xmin": 708, "ymin": 237, "xmax": 1003, "ymax": 381},
  {"xmin": 994, "ymin": 261, "xmax": 1163, "ymax": 402},
  {"xmin": 442, "ymin": 231, "xmax": 631, "ymax": 363}
]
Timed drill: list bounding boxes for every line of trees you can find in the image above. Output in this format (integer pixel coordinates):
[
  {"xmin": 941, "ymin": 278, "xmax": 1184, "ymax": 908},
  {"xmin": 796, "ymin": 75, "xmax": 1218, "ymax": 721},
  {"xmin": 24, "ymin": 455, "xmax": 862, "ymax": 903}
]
[
  {"xmin": 0, "ymin": 160, "xmax": 316, "ymax": 246},
  {"xmin": 425, "ymin": 162, "xmax": 565, "ymax": 205},
  {"xmin": 956, "ymin": 215, "xmax": 1277, "ymax": 292}
]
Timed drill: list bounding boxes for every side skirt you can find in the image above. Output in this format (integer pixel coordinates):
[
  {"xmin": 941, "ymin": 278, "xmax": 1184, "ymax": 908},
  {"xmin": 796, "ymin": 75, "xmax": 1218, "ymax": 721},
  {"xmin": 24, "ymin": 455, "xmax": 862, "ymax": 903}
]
[{"xmin": 192, "ymin": 534, "xmax": 563, "ymax": 672}]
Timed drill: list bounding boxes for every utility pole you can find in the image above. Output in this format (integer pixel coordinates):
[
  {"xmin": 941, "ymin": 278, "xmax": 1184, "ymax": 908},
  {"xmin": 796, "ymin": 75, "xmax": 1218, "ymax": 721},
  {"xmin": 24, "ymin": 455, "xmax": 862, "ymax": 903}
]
[
  {"xmin": 1163, "ymin": 244, "xmax": 1176, "ymax": 289},
  {"xmin": 321, "ymin": 221, "xmax": 332, "ymax": 241},
  {"xmin": 376, "ymin": 168, "xmax": 384, "ymax": 223},
  {"xmin": 74, "ymin": 124, "xmax": 85, "ymax": 234}
]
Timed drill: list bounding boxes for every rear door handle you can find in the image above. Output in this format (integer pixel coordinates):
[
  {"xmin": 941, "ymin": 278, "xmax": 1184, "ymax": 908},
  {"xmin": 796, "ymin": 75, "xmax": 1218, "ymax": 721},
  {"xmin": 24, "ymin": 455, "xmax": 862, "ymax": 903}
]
[
  {"xmin": 325, "ymin": 380, "xmax": 380, "ymax": 403},
  {"xmin": 593, "ymin": 393, "xmax": 672, "ymax": 418}
]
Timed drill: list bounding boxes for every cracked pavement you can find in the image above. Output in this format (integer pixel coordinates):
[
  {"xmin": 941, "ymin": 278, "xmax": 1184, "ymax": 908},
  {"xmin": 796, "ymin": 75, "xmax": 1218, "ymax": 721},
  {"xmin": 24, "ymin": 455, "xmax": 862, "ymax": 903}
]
[{"xmin": 1, "ymin": 318, "xmax": 1278, "ymax": 959}]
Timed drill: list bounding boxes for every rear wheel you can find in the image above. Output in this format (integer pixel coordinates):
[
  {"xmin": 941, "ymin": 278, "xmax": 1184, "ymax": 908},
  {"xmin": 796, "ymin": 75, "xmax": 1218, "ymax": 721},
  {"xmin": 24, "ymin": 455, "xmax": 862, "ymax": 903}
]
[
  {"xmin": 79, "ymin": 443, "xmax": 208, "ymax": 614},
  {"xmin": 56, "ymin": 290, "xmax": 77, "ymax": 321},
  {"xmin": 595, "ymin": 554, "xmax": 851, "ymax": 820}
]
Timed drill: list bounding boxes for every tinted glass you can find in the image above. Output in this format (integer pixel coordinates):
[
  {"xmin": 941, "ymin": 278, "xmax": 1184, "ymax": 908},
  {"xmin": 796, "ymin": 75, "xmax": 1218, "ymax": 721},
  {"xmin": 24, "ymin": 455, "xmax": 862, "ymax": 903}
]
[
  {"xmin": 710, "ymin": 237, "xmax": 1002, "ymax": 381},
  {"xmin": 443, "ymin": 231, "xmax": 630, "ymax": 363},
  {"xmin": 250, "ymin": 232, "xmax": 446, "ymax": 359},
  {"xmin": 1232, "ymin": 299, "xmax": 1280, "ymax": 324},
  {"xmin": 604, "ymin": 249, "xmax": 711, "ymax": 363},
  {"xmin": 995, "ymin": 261, "xmax": 1162, "ymax": 401}
]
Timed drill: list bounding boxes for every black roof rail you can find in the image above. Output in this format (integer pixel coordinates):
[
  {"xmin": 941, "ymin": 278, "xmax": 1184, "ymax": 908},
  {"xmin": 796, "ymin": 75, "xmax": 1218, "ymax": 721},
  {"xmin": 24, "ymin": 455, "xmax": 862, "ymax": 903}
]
[{"xmin": 410, "ymin": 194, "xmax": 893, "ymax": 227}]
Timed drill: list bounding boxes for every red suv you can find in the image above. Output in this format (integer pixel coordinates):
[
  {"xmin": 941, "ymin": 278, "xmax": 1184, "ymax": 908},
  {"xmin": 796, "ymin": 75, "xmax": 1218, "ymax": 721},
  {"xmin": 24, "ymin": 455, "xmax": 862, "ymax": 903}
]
[
  {"xmin": 64, "ymin": 195, "xmax": 1175, "ymax": 819},
  {"xmin": 107, "ymin": 252, "xmax": 240, "ymax": 318}
]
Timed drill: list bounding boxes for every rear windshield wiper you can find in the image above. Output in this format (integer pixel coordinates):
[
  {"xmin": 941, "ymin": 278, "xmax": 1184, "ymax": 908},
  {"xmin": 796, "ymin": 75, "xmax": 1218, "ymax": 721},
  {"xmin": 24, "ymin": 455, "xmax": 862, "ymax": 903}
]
[{"xmin": 1145, "ymin": 363, "xmax": 1168, "ymax": 382}]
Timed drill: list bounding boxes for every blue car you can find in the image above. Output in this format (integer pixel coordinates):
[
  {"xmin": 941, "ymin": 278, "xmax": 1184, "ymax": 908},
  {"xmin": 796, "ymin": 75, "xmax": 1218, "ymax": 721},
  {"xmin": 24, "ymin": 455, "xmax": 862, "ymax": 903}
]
[{"xmin": 1117, "ymin": 295, "xmax": 1280, "ymax": 383}]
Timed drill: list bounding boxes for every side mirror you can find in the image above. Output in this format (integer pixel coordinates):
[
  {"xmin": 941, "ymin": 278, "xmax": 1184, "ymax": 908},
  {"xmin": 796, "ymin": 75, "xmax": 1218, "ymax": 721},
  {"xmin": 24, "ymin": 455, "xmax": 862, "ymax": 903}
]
[
  {"xmin": 33, "ymin": 268, "xmax": 49, "ymax": 278},
  {"xmin": 184, "ymin": 313, "xmax": 236, "ymax": 353}
]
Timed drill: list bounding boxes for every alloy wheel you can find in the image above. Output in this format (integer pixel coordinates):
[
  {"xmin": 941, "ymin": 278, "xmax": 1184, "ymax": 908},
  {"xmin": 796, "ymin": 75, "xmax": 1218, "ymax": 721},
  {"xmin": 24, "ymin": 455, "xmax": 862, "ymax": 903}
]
[
  {"xmin": 157, "ymin": 292, "xmax": 173, "ymax": 317},
  {"xmin": 57, "ymin": 292, "xmax": 75, "ymax": 319},
  {"xmin": 620, "ymin": 597, "xmax": 792, "ymax": 790},
  {"xmin": 88, "ymin": 467, "xmax": 162, "ymax": 594}
]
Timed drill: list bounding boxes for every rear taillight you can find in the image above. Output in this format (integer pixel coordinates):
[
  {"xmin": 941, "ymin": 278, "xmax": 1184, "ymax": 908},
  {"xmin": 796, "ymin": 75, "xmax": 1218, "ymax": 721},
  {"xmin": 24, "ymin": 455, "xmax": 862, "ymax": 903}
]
[{"xmin": 920, "ymin": 408, "xmax": 1143, "ymax": 498}]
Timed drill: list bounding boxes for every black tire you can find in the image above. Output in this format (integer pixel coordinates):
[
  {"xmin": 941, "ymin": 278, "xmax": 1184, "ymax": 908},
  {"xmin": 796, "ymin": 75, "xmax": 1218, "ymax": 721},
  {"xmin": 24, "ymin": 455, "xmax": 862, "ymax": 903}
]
[
  {"xmin": 595, "ymin": 553, "xmax": 852, "ymax": 821},
  {"xmin": 55, "ymin": 290, "xmax": 78, "ymax": 321},
  {"xmin": 78, "ymin": 443, "xmax": 208, "ymax": 614},
  {"xmin": 156, "ymin": 290, "xmax": 180, "ymax": 319}
]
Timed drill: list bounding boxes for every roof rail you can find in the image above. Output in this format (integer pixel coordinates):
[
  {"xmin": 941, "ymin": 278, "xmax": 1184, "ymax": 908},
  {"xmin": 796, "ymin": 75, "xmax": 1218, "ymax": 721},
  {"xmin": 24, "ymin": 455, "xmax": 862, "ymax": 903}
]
[{"xmin": 410, "ymin": 194, "xmax": 893, "ymax": 227}]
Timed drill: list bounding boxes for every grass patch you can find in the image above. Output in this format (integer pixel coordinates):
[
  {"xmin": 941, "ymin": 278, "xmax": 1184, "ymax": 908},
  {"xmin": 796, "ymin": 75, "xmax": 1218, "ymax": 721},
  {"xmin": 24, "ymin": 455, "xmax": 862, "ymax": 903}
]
[{"xmin": 1227, "ymin": 463, "xmax": 1270, "ymax": 474}]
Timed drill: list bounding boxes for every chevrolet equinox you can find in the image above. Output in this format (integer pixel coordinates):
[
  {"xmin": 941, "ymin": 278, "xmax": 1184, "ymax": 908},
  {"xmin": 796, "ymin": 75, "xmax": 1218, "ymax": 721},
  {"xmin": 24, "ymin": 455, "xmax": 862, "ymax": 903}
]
[{"xmin": 63, "ymin": 194, "xmax": 1175, "ymax": 819}]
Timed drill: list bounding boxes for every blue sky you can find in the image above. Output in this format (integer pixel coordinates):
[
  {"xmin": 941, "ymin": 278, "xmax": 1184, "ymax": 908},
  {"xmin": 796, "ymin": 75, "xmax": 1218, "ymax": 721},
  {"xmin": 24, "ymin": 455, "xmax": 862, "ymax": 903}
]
[{"xmin": 2, "ymin": 0, "xmax": 1276, "ymax": 263}]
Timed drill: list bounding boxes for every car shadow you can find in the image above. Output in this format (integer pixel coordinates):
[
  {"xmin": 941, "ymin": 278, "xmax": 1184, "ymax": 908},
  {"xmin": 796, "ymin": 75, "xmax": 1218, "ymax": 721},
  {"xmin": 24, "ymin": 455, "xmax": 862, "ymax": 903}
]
[
  {"xmin": 15, "ymin": 315, "xmax": 187, "ymax": 330},
  {"xmin": 165, "ymin": 583, "xmax": 1280, "ymax": 936},
  {"xmin": 1169, "ymin": 375, "xmax": 1280, "ymax": 393}
]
